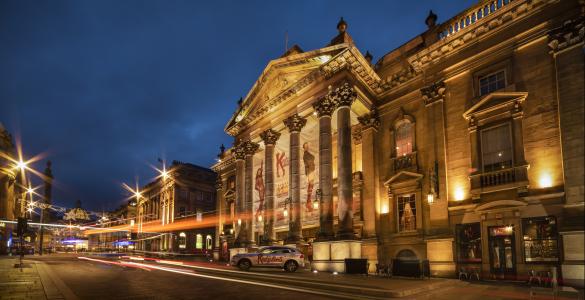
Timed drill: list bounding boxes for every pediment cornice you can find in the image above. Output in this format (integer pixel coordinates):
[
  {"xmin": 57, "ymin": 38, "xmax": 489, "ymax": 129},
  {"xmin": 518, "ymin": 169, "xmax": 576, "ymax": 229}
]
[
  {"xmin": 384, "ymin": 170, "xmax": 424, "ymax": 187},
  {"xmin": 225, "ymin": 44, "xmax": 383, "ymax": 136}
]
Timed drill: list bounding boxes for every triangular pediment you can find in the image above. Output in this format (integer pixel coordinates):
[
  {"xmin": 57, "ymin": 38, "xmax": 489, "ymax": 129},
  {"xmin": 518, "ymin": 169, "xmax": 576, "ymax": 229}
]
[
  {"xmin": 225, "ymin": 44, "xmax": 382, "ymax": 136},
  {"xmin": 384, "ymin": 171, "xmax": 424, "ymax": 187},
  {"xmin": 463, "ymin": 92, "xmax": 528, "ymax": 120}
]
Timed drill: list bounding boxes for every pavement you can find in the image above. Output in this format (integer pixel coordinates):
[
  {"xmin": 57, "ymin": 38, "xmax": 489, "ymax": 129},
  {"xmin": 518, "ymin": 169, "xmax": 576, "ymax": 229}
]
[{"xmin": 0, "ymin": 253, "xmax": 583, "ymax": 300}]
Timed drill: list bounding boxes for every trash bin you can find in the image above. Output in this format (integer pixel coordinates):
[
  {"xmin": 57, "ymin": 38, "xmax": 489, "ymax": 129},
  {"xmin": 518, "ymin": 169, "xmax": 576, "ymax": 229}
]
[{"xmin": 345, "ymin": 258, "xmax": 368, "ymax": 274}]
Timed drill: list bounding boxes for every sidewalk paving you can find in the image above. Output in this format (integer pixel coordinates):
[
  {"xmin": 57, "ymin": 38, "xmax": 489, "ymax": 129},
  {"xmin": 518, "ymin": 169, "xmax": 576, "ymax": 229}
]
[{"xmin": 0, "ymin": 256, "xmax": 48, "ymax": 300}]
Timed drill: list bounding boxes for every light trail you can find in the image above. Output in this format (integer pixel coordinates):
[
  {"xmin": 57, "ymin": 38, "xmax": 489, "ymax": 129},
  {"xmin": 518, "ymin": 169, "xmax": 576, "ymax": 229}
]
[{"xmin": 77, "ymin": 256, "xmax": 151, "ymax": 271}]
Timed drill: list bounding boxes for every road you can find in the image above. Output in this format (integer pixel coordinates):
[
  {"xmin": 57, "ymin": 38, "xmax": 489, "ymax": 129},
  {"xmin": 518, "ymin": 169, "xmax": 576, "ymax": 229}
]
[{"xmin": 28, "ymin": 254, "xmax": 334, "ymax": 300}]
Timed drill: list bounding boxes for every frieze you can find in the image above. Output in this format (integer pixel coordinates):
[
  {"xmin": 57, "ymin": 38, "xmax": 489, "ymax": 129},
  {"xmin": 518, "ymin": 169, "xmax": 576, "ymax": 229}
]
[
  {"xmin": 283, "ymin": 114, "xmax": 307, "ymax": 133},
  {"xmin": 260, "ymin": 129, "xmax": 281, "ymax": 145}
]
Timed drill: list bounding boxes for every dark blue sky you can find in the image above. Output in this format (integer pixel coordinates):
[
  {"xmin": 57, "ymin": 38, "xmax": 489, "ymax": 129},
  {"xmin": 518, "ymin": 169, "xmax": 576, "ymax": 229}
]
[{"xmin": 0, "ymin": 0, "xmax": 474, "ymax": 211}]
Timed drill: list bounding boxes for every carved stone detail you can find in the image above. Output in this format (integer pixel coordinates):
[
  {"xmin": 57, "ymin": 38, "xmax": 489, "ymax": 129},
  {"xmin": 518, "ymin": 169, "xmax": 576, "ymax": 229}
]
[
  {"xmin": 358, "ymin": 109, "xmax": 381, "ymax": 130},
  {"xmin": 242, "ymin": 140, "xmax": 259, "ymax": 156},
  {"xmin": 233, "ymin": 143, "xmax": 247, "ymax": 160},
  {"xmin": 313, "ymin": 94, "xmax": 337, "ymax": 117},
  {"xmin": 548, "ymin": 17, "xmax": 584, "ymax": 53},
  {"xmin": 332, "ymin": 82, "xmax": 357, "ymax": 108},
  {"xmin": 215, "ymin": 178, "xmax": 223, "ymax": 191},
  {"xmin": 260, "ymin": 129, "xmax": 281, "ymax": 145},
  {"xmin": 283, "ymin": 114, "xmax": 307, "ymax": 133},
  {"xmin": 421, "ymin": 80, "xmax": 446, "ymax": 106},
  {"xmin": 352, "ymin": 125, "xmax": 362, "ymax": 145}
]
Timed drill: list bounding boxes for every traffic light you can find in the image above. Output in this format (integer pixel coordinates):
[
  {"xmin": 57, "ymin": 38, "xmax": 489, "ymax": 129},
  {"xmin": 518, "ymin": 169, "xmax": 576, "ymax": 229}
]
[{"xmin": 17, "ymin": 217, "xmax": 28, "ymax": 236}]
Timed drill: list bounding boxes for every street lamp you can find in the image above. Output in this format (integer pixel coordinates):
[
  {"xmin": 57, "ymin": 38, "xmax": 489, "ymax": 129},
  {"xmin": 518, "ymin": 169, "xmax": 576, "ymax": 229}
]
[
  {"xmin": 283, "ymin": 197, "xmax": 291, "ymax": 218},
  {"xmin": 313, "ymin": 189, "xmax": 321, "ymax": 210}
]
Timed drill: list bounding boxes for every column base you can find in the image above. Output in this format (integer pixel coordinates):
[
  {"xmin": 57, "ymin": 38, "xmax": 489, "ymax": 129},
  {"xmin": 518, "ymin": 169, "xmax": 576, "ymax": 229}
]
[
  {"xmin": 361, "ymin": 238, "xmax": 378, "ymax": 274},
  {"xmin": 336, "ymin": 230, "xmax": 357, "ymax": 240},
  {"xmin": 311, "ymin": 240, "xmax": 362, "ymax": 273},
  {"xmin": 212, "ymin": 249, "xmax": 220, "ymax": 261}
]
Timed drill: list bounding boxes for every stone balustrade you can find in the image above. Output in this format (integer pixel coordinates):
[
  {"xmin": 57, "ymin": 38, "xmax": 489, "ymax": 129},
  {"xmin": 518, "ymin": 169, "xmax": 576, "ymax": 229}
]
[{"xmin": 439, "ymin": 0, "xmax": 514, "ymax": 40}]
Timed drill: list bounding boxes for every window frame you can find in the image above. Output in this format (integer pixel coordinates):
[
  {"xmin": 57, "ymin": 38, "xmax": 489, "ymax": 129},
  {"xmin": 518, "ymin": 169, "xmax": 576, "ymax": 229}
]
[
  {"xmin": 522, "ymin": 216, "xmax": 559, "ymax": 264},
  {"xmin": 395, "ymin": 119, "xmax": 414, "ymax": 157},
  {"xmin": 478, "ymin": 69, "xmax": 507, "ymax": 97},
  {"xmin": 396, "ymin": 193, "xmax": 417, "ymax": 232},
  {"xmin": 480, "ymin": 122, "xmax": 514, "ymax": 173}
]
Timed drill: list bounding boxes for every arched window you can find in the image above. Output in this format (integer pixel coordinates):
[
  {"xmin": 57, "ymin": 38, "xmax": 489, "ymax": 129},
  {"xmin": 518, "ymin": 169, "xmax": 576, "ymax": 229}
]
[
  {"xmin": 395, "ymin": 120, "xmax": 414, "ymax": 157},
  {"xmin": 206, "ymin": 235, "xmax": 213, "ymax": 250},
  {"xmin": 195, "ymin": 234, "xmax": 203, "ymax": 249},
  {"xmin": 178, "ymin": 232, "xmax": 186, "ymax": 249}
]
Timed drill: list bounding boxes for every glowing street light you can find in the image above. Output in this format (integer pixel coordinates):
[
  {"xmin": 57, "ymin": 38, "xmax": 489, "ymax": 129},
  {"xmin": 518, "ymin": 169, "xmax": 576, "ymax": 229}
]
[{"xmin": 16, "ymin": 160, "xmax": 27, "ymax": 170}]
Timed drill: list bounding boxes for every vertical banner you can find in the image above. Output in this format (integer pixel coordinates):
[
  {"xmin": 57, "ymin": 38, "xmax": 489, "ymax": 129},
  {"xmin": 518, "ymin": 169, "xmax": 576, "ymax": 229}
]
[
  {"xmin": 253, "ymin": 147, "xmax": 265, "ymax": 234},
  {"xmin": 274, "ymin": 132, "xmax": 290, "ymax": 229},
  {"xmin": 300, "ymin": 117, "xmax": 319, "ymax": 227}
]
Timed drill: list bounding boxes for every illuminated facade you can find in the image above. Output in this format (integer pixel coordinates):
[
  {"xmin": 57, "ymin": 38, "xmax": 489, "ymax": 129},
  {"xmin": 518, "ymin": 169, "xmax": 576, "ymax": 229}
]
[
  {"xmin": 135, "ymin": 161, "xmax": 216, "ymax": 253},
  {"xmin": 212, "ymin": 0, "xmax": 584, "ymax": 287},
  {"xmin": 0, "ymin": 123, "xmax": 17, "ymax": 254}
]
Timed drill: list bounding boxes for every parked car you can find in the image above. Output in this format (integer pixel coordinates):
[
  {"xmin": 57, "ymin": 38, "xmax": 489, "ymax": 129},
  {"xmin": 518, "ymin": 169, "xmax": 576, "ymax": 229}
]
[{"xmin": 230, "ymin": 246, "xmax": 304, "ymax": 272}]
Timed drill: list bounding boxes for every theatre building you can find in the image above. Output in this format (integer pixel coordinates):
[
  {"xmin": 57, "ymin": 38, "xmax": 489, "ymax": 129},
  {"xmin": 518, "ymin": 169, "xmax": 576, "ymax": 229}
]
[{"xmin": 211, "ymin": 0, "xmax": 584, "ymax": 287}]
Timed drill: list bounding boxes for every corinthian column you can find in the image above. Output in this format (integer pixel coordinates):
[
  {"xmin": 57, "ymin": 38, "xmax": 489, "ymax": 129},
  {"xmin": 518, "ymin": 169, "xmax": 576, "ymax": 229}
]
[
  {"xmin": 313, "ymin": 95, "xmax": 336, "ymax": 241},
  {"xmin": 334, "ymin": 83, "xmax": 357, "ymax": 240},
  {"xmin": 243, "ymin": 140, "xmax": 259, "ymax": 247},
  {"xmin": 283, "ymin": 114, "xmax": 306, "ymax": 244},
  {"xmin": 233, "ymin": 143, "xmax": 247, "ymax": 247},
  {"xmin": 260, "ymin": 129, "xmax": 280, "ymax": 244},
  {"xmin": 358, "ymin": 109, "xmax": 380, "ymax": 238}
]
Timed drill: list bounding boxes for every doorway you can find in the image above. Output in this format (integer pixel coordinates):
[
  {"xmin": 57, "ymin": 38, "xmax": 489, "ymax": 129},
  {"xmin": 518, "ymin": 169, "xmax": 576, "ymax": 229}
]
[{"xmin": 488, "ymin": 225, "xmax": 516, "ymax": 279}]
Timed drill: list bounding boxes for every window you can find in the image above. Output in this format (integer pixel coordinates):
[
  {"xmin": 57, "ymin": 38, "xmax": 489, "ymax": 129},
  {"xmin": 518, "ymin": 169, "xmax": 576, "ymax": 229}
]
[
  {"xmin": 457, "ymin": 223, "xmax": 482, "ymax": 262},
  {"xmin": 397, "ymin": 194, "xmax": 416, "ymax": 232},
  {"xmin": 206, "ymin": 235, "xmax": 212, "ymax": 250},
  {"xmin": 178, "ymin": 232, "xmax": 186, "ymax": 249},
  {"xmin": 395, "ymin": 121, "xmax": 413, "ymax": 157},
  {"xmin": 479, "ymin": 70, "xmax": 505, "ymax": 96},
  {"xmin": 195, "ymin": 234, "xmax": 203, "ymax": 249},
  {"xmin": 523, "ymin": 217, "xmax": 559, "ymax": 262},
  {"xmin": 481, "ymin": 123, "xmax": 513, "ymax": 172},
  {"xmin": 178, "ymin": 207, "xmax": 186, "ymax": 216}
]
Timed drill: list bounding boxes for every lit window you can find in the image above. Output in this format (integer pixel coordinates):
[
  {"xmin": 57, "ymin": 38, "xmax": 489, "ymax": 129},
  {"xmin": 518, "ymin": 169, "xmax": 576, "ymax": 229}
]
[
  {"xmin": 206, "ymin": 235, "xmax": 212, "ymax": 250},
  {"xmin": 397, "ymin": 194, "xmax": 416, "ymax": 232},
  {"xmin": 179, "ymin": 232, "xmax": 186, "ymax": 249},
  {"xmin": 195, "ymin": 234, "xmax": 203, "ymax": 249},
  {"xmin": 395, "ymin": 121, "xmax": 413, "ymax": 157},
  {"xmin": 481, "ymin": 123, "xmax": 513, "ymax": 172},
  {"xmin": 479, "ymin": 70, "xmax": 505, "ymax": 96}
]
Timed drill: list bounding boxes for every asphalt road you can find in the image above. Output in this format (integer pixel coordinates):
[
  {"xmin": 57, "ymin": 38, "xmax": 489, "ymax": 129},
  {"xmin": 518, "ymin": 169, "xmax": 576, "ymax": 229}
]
[{"xmin": 29, "ymin": 254, "xmax": 334, "ymax": 300}]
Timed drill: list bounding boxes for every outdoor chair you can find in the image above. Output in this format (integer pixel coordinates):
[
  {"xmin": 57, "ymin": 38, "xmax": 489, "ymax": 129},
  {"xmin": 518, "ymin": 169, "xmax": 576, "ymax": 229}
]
[
  {"xmin": 375, "ymin": 263, "xmax": 387, "ymax": 276},
  {"xmin": 458, "ymin": 267, "xmax": 469, "ymax": 280},
  {"xmin": 469, "ymin": 268, "xmax": 480, "ymax": 281},
  {"xmin": 385, "ymin": 262, "xmax": 393, "ymax": 277}
]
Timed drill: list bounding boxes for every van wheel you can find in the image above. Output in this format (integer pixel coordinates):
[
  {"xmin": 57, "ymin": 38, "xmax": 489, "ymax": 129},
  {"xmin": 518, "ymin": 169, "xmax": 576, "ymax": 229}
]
[
  {"xmin": 238, "ymin": 259, "xmax": 251, "ymax": 271},
  {"xmin": 284, "ymin": 260, "xmax": 298, "ymax": 272}
]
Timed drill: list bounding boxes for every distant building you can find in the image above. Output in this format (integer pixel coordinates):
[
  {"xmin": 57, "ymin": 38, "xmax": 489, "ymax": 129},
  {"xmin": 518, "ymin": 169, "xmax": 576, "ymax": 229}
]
[
  {"xmin": 212, "ymin": 0, "xmax": 584, "ymax": 288},
  {"xmin": 135, "ymin": 161, "xmax": 217, "ymax": 254},
  {"xmin": 0, "ymin": 123, "xmax": 17, "ymax": 254}
]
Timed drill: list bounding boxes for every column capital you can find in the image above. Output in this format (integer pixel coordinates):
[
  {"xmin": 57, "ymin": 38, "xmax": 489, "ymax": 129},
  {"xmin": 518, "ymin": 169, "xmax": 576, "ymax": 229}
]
[
  {"xmin": 420, "ymin": 80, "xmax": 445, "ymax": 107},
  {"xmin": 332, "ymin": 82, "xmax": 357, "ymax": 108},
  {"xmin": 242, "ymin": 140, "xmax": 260, "ymax": 156},
  {"xmin": 313, "ymin": 95, "xmax": 336, "ymax": 117},
  {"xmin": 233, "ymin": 143, "xmax": 247, "ymax": 160},
  {"xmin": 260, "ymin": 129, "xmax": 281, "ymax": 145},
  {"xmin": 283, "ymin": 114, "xmax": 307, "ymax": 133},
  {"xmin": 358, "ymin": 108, "xmax": 381, "ymax": 131}
]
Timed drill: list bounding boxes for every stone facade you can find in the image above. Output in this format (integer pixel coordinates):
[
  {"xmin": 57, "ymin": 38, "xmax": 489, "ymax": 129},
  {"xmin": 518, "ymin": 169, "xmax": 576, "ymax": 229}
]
[
  {"xmin": 0, "ymin": 123, "xmax": 17, "ymax": 254},
  {"xmin": 212, "ymin": 0, "xmax": 584, "ymax": 287},
  {"xmin": 135, "ymin": 161, "xmax": 217, "ymax": 253}
]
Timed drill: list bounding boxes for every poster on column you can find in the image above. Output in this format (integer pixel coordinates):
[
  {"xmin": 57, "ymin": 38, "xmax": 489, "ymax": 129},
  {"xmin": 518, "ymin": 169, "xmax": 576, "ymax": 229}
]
[
  {"xmin": 300, "ymin": 116, "xmax": 319, "ymax": 227},
  {"xmin": 252, "ymin": 146, "xmax": 265, "ymax": 234},
  {"xmin": 274, "ymin": 131, "xmax": 290, "ymax": 230}
]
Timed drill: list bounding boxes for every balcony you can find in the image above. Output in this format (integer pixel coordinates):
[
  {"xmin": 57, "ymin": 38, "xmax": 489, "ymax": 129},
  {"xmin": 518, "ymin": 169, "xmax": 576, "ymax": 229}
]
[
  {"xmin": 391, "ymin": 152, "xmax": 418, "ymax": 173},
  {"xmin": 470, "ymin": 165, "xmax": 529, "ymax": 196}
]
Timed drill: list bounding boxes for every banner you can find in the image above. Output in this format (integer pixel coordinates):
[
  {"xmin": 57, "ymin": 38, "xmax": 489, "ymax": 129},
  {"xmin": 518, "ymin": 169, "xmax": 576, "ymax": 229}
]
[
  {"xmin": 274, "ymin": 131, "xmax": 290, "ymax": 229},
  {"xmin": 300, "ymin": 116, "xmax": 319, "ymax": 226},
  {"xmin": 252, "ymin": 146, "xmax": 265, "ymax": 233}
]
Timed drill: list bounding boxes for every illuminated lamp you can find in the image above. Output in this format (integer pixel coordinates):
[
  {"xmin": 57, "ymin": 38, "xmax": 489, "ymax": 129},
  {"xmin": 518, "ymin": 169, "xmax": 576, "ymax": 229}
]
[{"xmin": 539, "ymin": 173, "xmax": 552, "ymax": 188}]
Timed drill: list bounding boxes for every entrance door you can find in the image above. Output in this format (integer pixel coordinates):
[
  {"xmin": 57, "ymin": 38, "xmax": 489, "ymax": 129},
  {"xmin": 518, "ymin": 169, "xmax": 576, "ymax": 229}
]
[{"xmin": 488, "ymin": 226, "xmax": 516, "ymax": 279}]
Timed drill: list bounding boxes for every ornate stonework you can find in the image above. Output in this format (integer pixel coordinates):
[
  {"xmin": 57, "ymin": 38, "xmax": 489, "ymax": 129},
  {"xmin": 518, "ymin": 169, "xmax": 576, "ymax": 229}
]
[
  {"xmin": 313, "ymin": 94, "xmax": 337, "ymax": 117},
  {"xmin": 421, "ymin": 80, "xmax": 446, "ymax": 107},
  {"xmin": 215, "ymin": 178, "xmax": 223, "ymax": 191},
  {"xmin": 333, "ymin": 82, "xmax": 357, "ymax": 108},
  {"xmin": 242, "ymin": 140, "xmax": 260, "ymax": 156},
  {"xmin": 358, "ymin": 109, "xmax": 381, "ymax": 130},
  {"xmin": 260, "ymin": 129, "xmax": 281, "ymax": 145},
  {"xmin": 548, "ymin": 17, "xmax": 584, "ymax": 53},
  {"xmin": 233, "ymin": 143, "xmax": 247, "ymax": 160},
  {"xmin": 283, "ymin": 114, "xmax": 307, "ymax": 133}
]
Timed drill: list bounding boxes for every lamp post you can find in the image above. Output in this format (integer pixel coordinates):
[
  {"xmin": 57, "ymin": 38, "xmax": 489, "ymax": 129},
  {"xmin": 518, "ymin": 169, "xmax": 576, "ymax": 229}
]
[
  {"xmin": 283, "ymin": 197, "xmax": 291, "ymax": 218},
  {"xmin": 313, "ymin": 189, "xmax": 321, "ymax": 210},
  {"xmin": 37, "ymin": 203, "xmax": 49, "ymax": 255}
]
